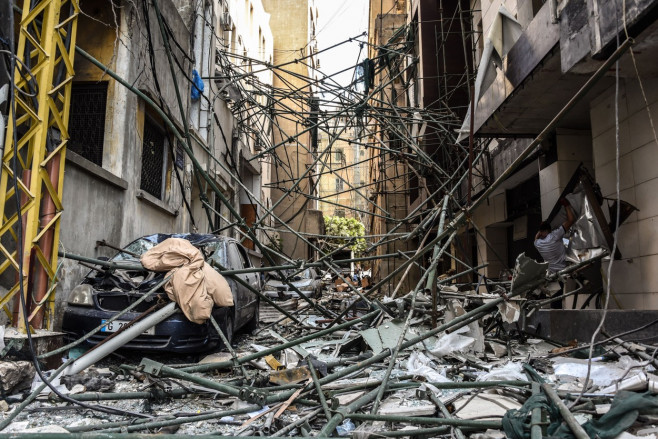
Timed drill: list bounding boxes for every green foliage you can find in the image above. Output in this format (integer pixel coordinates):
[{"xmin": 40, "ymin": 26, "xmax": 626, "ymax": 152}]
[{"xmin": 323, "ymin": 216, "xmax": 367, "ymax": 255}]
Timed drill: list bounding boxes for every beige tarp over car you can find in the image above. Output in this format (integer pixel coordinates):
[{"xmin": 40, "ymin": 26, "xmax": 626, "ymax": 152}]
[{"xmin": 140, "ymin": 238, "xmax": 234, "ymax": 324}]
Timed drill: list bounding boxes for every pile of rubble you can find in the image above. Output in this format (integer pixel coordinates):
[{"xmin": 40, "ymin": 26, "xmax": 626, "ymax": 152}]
[{"xmin": 1, "ymin": 255, "xmax": 658, "ymax": 438}]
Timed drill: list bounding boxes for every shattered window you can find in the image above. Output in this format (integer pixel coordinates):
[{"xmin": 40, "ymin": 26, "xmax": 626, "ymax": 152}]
[
  {"xmin": 111, "ymin": 238, "xmax": 158, "ymax": 263},
  {"xmin": 140, "ymin": 116, "xmax": 167, "ymax": 199},
  {"xmin": 68, "ymin": 82, "xmax": 108, "ymax": 166},
  {"xmin": 209, "ymin": 241, "xmax": 228, "ymax": 268}
]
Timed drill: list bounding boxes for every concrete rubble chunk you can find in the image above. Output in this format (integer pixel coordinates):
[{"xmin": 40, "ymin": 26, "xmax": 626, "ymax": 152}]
[{"xmin": 0, "ymin": 361, "xmax": 35, "ymax": 395}]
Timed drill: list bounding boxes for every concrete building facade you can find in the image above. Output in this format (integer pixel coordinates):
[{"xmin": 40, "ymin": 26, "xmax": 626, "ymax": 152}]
[
  {"xmin": 20, "ymin": 0, "xmax": 274, "ymax": 328},
  {"xmin": 317, "ymin": 120, "xmax": 370, "ymax": 225},
  {"xmin": 465, "ymin": 0, "xmax": 658, "ymax": 309},
  {"xmin": 262, "ymin": 0, "xmax": 323, "ymax": 261}
]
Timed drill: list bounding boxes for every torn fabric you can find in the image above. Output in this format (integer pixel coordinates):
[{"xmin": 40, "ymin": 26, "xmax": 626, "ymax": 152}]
[{"xmin": 141, "ymin": 237, "xmax": 233, "ymax": 324}]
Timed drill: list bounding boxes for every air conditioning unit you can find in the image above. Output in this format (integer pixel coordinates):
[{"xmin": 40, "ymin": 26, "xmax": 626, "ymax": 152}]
[{"xmin": 220, "ymin": 11, "xmax": 232, "ymax": 31}]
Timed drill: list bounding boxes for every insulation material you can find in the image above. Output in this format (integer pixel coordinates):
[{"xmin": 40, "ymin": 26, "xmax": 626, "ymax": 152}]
[{"xmin": 141, "ymin": 238, "xmax": 233, "ymax": 324}]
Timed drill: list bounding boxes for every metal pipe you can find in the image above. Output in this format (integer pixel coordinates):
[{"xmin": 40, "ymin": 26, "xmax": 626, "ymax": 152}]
[
  {"xmin": 428, "ymin": 392, "xmax": 466, "ymax": 439},
  {"xmin": 271, "ymin": 408, "xmax": 322, "ymax": 437},
  {"xmin": 349, "ymin": 413, "xmax": 501, "ymax": 429},
  {"xmin": 373, "ymin": 426, "xmax": 451, "ymax": 437},
  {"xmin": 319, "ymin": 387, "xmax": 381, "ymax": 437},
  {"xmin": 541, "ymin": 383, "xmax": 589, "ymax": 439},
  {"xmin": 62, "ymin": 303, "xmax": 178, "ymax": 376},
  {"xmin": 39, "ymin": 274, "xmax": 171, "ymax": 359},
  {"xmin": 180, "ymin": 309, "xmax": 380, "ymax": 373},
  {"xmin": 209, "ymin": 315, "xmax": 248, "ymax": 377},
  {"xmin": 97, "ymin": 406, "xmax": 261, "ymax": 433},
  {"xmin": 370, "ymin": 233, "xmax": 456, "ymax": 414},
  {"xmin": 63, "ymin": 387, "xmax": 188, "ymax": 402},
  {"xmin": 530, "ymin": 383, "xmax": 543, "ymax": 439},
  {"xmin": 360, "ymin": 38, "xmax": 634, "ymax": 304},
  {"xmin": 307, "ymin": 359, "xmax": 332, "ymax": 420},
  {"xmin": 139, "ymin": 358, "xmax": 258, "ymax": 401}
]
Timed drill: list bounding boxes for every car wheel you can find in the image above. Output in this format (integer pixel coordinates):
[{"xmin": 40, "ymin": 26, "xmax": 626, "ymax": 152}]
[
  {"xmin": 244, "ymin": 299, "xmax": 260, "ymax": 332},
  {"xmin": 222, "ymin": 313, "xmax": 234, "ymax": 349}
]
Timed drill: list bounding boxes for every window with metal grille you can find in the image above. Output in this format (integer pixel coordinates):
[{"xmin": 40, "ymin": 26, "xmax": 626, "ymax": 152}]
[
  {"xmin": 335, "ymin": 178, "xmax": 344, "ymax": 192},
  {"xmin": 68, "ymin": 82, "xmax": 108, "ymax": 166},
  {"xmin": 140, "ymin": 117, "xmax": 166, "ymax": 199}
]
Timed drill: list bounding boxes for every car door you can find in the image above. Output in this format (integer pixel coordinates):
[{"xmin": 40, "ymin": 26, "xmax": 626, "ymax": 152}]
[
  {"xmin": 226, "ymin": 241, "xmax": 251, "ymax": 323},
  {"xmin": 235, "ymin": 243, "xmax": 259, "ymax": 310}
]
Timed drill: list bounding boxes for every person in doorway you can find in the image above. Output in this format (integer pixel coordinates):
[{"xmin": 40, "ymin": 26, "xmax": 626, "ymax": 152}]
[{"xmin": 534, "ymin": 198, "xmax": 576, "ymax": 309}]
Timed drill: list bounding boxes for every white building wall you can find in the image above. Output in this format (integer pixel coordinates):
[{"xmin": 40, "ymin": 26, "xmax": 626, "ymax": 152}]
[{"xmin": 590, "ymin": 78, "xmax": 658, "ymax": 310}]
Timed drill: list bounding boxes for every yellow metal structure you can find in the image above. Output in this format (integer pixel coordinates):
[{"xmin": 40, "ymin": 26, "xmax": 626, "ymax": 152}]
[{"xmin": 0, "ymin": 0, "xmax": 79, "ymax": 331}]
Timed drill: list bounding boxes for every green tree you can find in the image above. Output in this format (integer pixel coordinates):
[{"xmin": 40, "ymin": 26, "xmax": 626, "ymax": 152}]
[{"xmin": 323, "ymin": 216, "xmax": 367, "ymax": 255}]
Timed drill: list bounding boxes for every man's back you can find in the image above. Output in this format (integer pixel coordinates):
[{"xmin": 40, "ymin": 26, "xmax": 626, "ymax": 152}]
[{"xmin": 534, "ymin": 226, "xmax": 567, "ymax": 272}]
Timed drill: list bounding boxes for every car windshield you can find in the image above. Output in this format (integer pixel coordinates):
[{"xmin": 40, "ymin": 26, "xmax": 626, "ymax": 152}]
[
  {"xmin": 111, "ymin": 238, "xmax": 158, "ymax": 263},
  {"xmin": 110, "ymin": 237, "xmax": 225, "ymax": 264}
]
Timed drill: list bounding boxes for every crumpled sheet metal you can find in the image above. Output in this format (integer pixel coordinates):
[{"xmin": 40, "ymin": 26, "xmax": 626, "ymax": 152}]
[
  {"xmin": 141, "ymin": 237, "xmax": 233, "ymax": 323},
  {"xmin": 360, "ymin": 319, "xmax": 411, "ymax": 354},
  {"xmin": 564, "ymin": 184, "xmax": 609, "ymax": 251},
  {"xmin": 511, "ymin": 253, "xmax": 547, "ymax": 293}
]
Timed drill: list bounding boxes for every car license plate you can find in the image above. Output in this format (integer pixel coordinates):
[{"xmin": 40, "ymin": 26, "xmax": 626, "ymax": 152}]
[{"xmin": 101, "ymin": 319, "xmax": 155, "ymax": 335}]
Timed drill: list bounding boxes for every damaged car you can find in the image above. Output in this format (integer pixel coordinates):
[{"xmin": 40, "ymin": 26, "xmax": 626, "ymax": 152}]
[
  {"xmin": 263, "ymin": 267, "xmax": 323, "ymax": 299},
  {"xmin": 62, "ymin": 233, "xmax": 260, "ymax": 353}
]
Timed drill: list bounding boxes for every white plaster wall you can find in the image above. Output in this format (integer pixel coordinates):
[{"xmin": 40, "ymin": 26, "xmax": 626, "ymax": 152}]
[
  {"xmin": 539, "ymin": 131, "xmax": 593, "ymax": 219},
  {"xmin": 590, "ymin": 78, "xmax": 658, "ymax": 309}
]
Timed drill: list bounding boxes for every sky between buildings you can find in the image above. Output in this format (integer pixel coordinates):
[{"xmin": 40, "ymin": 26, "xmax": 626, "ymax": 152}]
[{"xmin": 315, "ymin": 0, "xmax": 369, "ymax": 92}]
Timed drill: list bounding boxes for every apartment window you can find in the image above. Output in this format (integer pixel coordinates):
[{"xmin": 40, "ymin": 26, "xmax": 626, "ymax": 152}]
[
  {"xmin": 68, "ymin": 82, "xmax": 108, "ymax": 166},
  {"xmin": 334, "ymin": 148, "xmax": 343, "ymax": 163},
  {"xmin": 335, "ymin": 178, "xmax": 344, "ymax": 192},
  {"xmin": 140, "ymin": 116, "xmax": 167, "ymax": 199}
]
